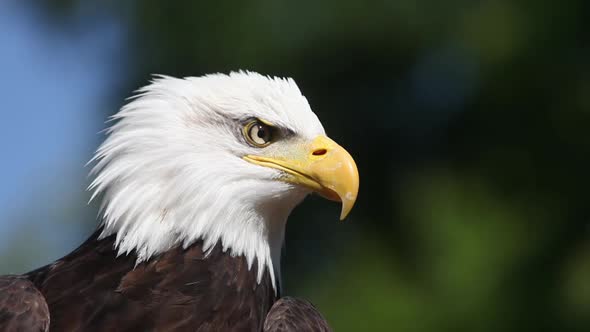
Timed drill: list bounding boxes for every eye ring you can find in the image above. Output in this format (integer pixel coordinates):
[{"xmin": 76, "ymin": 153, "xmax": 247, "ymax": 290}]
[{"xmin": 244, "ymin": 120, "xmax": 273, "ymax": 147}]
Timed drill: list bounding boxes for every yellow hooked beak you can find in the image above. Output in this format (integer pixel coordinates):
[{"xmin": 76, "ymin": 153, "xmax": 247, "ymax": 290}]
[{"xmin": 243, "ymin": 135, "xmax": 359, "ymax": 220}]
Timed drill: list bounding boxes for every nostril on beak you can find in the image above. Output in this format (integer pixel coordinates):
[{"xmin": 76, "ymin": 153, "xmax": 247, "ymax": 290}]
[{"xmin": 312, "ymin": 148, "xmax": 328, "ymax": 156}]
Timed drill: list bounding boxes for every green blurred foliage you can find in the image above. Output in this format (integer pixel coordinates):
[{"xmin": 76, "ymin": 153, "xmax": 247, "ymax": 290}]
[{"xmin": 6, "ymin": 0, "xmax": 590, "ymax": 330}]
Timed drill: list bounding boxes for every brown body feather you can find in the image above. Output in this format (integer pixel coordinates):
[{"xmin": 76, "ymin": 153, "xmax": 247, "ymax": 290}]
[
  {"xmin": 0, "ymin": 229, "xmax": 331, "ymax": 331},
  {"xmin": 263, "ymin": 297, "xmax": 332, "ymax": 332},
  {"xmin": 0, "ymin": 276, "xmax": 49, "ymax": 332},
  {"xmin": 25, "ymin": 229, "xmax": 275, "ymax": 331}
]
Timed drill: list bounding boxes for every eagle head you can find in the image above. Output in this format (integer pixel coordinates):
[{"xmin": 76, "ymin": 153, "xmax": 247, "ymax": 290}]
[{"xmin": 88, "ymin": 72, "xmax": 359, "ymax": 288}]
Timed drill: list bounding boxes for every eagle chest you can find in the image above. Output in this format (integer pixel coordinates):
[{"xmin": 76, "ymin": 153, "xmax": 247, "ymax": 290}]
[{"xmin": 29, "ymin": 234, "xmax": 277, "ymax": 332}]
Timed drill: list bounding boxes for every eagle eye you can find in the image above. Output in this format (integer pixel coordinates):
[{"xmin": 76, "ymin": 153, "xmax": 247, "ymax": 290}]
[{"xmin": 244, "ymin": 120, "xmax": 273, "ymax": 147}]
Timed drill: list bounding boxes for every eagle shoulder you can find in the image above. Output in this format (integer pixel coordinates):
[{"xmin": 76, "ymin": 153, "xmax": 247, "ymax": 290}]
[
  {"xmin": 264, "ymin": 296, "xmax": 332, "ymax": 332},
  {"xmin": 0, "ymin": 275, "xmax": 50, "ymax": 332}
]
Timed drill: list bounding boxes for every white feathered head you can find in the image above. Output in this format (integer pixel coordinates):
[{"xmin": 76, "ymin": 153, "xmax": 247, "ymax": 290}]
[{"xmin": 88, "ymin": 72, "xmax": 359, "ymax": 288}]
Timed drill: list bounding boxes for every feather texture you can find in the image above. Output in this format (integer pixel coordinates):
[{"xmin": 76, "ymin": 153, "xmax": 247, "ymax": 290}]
[
  {"xmin": 264, "ymin": 297, "xmax": 332, "ymax": 332},
  {"xmin": 26, "ymin": 229, "xmax": 276, "ymax": 332},
  {"xmin": 88, "ymin": 72, "xmax": 325, "ymax": 289},
  {"xmin": 0, "ymin": 276, "xmax": 50, "ymax": 332}
]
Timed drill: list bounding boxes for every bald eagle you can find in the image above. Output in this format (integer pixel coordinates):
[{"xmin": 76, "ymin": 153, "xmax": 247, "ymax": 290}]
[{"xmin": 0, "ymin": 72, "xmax": 359, "ymax": 332}]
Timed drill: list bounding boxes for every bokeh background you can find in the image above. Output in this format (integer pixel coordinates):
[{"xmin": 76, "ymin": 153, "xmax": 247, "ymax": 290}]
[{"xmin": 1, "ymin": 1, "xmax": 589, "ymax": 331}]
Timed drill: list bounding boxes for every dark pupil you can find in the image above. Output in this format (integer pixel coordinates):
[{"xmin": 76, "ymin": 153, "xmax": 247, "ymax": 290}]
[{"xmin": 257, "ymin": 125, "xmax": 267, "ymax": 140}]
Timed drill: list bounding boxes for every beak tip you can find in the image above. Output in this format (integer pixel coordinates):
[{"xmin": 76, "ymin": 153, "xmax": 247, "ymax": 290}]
[{"xmin": 338, "ymin": 196, "xmax": 356, "ymax": 221}]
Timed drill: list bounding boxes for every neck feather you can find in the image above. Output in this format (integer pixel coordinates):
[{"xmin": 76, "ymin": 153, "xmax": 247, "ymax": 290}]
[{"xmin": 95, "ymin": 176, "xmax": 306, "ymax": 291}]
